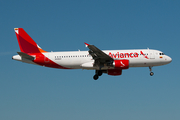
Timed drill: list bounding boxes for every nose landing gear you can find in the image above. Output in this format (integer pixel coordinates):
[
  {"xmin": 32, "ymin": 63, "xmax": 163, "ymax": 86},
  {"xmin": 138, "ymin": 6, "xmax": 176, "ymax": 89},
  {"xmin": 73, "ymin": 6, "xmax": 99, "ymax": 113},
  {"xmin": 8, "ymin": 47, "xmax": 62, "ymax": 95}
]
[{"xmin": 149, "ymin": 66, "xmax": 154, "ymax": 76}]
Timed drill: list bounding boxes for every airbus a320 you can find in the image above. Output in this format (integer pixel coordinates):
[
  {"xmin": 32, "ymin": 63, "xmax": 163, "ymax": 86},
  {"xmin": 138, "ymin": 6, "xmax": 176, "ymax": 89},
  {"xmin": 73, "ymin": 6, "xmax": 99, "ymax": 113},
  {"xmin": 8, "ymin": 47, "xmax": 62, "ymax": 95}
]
[{"xmin": 12, "ymin": 28, "xmax": 172, "ymax": 80}]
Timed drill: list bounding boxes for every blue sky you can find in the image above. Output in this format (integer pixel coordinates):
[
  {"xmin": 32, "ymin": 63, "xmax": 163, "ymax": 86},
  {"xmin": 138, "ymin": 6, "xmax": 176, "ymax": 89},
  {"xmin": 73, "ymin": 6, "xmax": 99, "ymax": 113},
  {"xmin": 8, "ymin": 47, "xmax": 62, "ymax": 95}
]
[{"xmin": 0, "ymin": 0, "xmax": 179, "ymax": 120}]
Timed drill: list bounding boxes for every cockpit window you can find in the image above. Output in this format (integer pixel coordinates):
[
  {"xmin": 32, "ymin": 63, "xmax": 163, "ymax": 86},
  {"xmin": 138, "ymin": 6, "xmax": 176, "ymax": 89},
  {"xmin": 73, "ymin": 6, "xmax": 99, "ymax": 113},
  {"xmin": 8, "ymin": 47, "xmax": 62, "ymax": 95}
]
[{"xmin": 159, "ymin": 53, "xmax": 165, "ymax": 55}]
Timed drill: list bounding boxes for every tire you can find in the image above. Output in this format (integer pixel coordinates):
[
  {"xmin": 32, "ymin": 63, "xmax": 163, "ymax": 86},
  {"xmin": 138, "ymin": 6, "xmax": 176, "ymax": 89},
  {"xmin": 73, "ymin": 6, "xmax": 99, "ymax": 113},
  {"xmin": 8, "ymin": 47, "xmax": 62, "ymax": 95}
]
[
  {"xmin": 93, "ymin": 74, "xmax": 99, "ymax": 80},
  {"xmin": 150, "ymin": 72, "xmax": 154, "ymax": 76}
]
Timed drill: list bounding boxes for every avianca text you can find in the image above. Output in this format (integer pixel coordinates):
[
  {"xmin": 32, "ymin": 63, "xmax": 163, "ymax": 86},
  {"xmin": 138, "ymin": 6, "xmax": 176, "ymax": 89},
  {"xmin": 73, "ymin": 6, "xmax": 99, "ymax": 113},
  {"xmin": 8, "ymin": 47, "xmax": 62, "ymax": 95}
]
[{"xmin": 109, "ymin": 52, "xmax": 139, "ymax": 58}]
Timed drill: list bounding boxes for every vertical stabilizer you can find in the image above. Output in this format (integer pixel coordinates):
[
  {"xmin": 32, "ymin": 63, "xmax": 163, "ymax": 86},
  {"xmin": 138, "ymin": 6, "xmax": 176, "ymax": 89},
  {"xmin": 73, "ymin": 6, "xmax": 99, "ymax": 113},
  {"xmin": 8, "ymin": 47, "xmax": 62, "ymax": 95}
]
[{"xmin": 14, "ymin": 28, "xmax": 46, "ymax": 54}]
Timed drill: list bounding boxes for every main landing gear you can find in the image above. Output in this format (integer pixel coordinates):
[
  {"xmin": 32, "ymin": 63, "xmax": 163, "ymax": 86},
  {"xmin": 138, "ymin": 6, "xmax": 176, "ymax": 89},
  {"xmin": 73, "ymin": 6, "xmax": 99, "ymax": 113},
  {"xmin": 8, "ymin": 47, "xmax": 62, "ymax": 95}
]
[
  {"xmin": 93, "ymin": 70, "xmax": 103, "ymax": 80},
  {"xmin": 149, "ymin": 66, "xmax": 154, "ymax": 76},
  {"xmin": 93, "ymin": 67, "xmax": 154, "ymax": 80}
]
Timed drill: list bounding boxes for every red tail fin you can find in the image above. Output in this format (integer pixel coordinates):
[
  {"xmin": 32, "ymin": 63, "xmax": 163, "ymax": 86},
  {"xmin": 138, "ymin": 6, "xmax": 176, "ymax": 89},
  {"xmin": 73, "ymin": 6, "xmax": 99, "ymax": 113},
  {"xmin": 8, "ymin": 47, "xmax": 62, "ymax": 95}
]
[{"xmin": 14, "ymin": 28, "xmax": 46, "ymax": 54}]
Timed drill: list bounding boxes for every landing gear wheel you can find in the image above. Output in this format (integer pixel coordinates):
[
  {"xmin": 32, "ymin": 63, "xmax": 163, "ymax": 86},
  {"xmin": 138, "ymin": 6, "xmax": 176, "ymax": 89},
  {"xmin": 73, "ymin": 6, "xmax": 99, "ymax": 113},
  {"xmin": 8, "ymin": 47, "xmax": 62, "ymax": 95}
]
[
  {"xmin": 93, "ymin": 74, "xmax": 99, "ymax": 80},
  {"xmin": 150, "ymin": 72, "xmax": 154, "ymax": 76},
  {"xmin": 149, "ymin": 66, "xmax": 154, "ymax": 76}
]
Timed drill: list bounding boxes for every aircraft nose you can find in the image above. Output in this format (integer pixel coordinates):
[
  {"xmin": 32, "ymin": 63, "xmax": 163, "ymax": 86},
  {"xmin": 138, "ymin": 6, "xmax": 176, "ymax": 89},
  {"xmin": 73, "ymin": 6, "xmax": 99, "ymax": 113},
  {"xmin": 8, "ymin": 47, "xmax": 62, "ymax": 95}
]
[{"xmin": 166, "ymin": 56, "xmax": 172, "ymax": 63}]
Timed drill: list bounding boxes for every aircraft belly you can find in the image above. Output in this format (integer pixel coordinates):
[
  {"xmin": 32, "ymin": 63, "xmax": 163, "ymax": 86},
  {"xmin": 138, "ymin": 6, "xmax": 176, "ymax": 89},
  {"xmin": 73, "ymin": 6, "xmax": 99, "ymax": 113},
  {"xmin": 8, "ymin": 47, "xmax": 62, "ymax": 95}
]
[{"xmin": 129, "ymin": 58, "xmax": 165, "ymax": 67}]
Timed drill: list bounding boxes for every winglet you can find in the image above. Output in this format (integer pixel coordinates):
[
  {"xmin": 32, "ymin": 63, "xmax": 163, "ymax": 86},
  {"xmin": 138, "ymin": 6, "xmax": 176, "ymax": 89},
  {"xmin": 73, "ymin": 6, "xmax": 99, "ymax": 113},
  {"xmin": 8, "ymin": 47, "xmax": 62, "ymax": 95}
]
[{"xmin": 84, "ymin": 42, "xmax": 90, "ymax": 47}]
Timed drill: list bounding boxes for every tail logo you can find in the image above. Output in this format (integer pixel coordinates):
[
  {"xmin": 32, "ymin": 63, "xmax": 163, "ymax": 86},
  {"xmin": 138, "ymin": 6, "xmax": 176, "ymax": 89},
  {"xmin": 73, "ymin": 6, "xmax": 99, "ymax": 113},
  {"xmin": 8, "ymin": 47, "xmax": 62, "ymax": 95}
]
[{"xmin": 14, "ymin": 28, "xmax": 19, "ymax": 34}]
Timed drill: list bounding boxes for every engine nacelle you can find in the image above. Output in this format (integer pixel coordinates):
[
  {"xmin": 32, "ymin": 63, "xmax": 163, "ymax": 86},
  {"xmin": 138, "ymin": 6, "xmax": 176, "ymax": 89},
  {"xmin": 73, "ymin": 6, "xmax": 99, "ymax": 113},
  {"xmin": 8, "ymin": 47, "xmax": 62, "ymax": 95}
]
[
  {"xmin": 108, "ymin": 69, "xmax": 122, "ymax": 76},
  {"xmin": 113, "ymin": 59, "xmax": 129, "ymax": 69}
]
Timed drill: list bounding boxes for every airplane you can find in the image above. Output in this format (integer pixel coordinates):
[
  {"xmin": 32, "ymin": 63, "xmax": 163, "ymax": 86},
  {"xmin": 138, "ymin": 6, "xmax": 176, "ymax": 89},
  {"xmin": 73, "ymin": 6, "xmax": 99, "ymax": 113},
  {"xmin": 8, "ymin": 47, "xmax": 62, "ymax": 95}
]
[{"xmin": 12, "ymin": 28, "xmax": 172, "ymax": 80}]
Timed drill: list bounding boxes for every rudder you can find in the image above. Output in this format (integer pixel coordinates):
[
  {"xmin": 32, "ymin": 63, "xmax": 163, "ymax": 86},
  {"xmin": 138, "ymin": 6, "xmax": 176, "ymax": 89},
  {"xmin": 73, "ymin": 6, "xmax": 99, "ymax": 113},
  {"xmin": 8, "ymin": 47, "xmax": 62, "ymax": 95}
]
[{"xmin": 14, "ymin": 28, "xmax": 46, "ymax": 54}]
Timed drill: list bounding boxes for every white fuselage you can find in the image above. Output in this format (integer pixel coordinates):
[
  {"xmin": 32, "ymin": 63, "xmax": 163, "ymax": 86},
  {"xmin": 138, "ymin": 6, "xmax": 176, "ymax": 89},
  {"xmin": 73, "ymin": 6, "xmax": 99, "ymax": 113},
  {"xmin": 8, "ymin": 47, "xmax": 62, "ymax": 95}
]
[{"xmin": 34, "ymin": 49, "xmax": 171, "ymax": 70}]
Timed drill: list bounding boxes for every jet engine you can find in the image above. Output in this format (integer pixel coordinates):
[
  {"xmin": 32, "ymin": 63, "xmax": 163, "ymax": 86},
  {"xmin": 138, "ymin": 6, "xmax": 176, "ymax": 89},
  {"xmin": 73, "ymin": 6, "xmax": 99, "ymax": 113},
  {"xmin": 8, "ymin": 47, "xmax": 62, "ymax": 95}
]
[
  {"xmin": 107, "ymin": 60, "xmax": 129, "ymax": 76},
  {"xmin": 113, "ymin": 59, "xmax": 129, "ymax": 69}
]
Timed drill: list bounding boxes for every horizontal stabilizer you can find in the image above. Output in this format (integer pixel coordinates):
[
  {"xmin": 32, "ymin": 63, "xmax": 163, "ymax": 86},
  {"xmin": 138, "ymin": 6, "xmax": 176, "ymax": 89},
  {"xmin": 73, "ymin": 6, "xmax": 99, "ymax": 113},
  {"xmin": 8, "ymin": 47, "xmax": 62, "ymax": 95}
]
[{"xmin": 17, "ymin": 52, "xmax": 35, "ymax": 60}]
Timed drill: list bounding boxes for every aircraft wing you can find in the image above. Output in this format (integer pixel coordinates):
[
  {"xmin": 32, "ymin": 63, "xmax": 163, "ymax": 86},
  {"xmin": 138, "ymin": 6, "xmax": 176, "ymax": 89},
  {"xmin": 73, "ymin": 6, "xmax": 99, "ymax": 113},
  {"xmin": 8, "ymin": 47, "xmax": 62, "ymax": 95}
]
[{"xmin": 85, "ymin": 43, "xmax": 114, "ymax": 67}]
